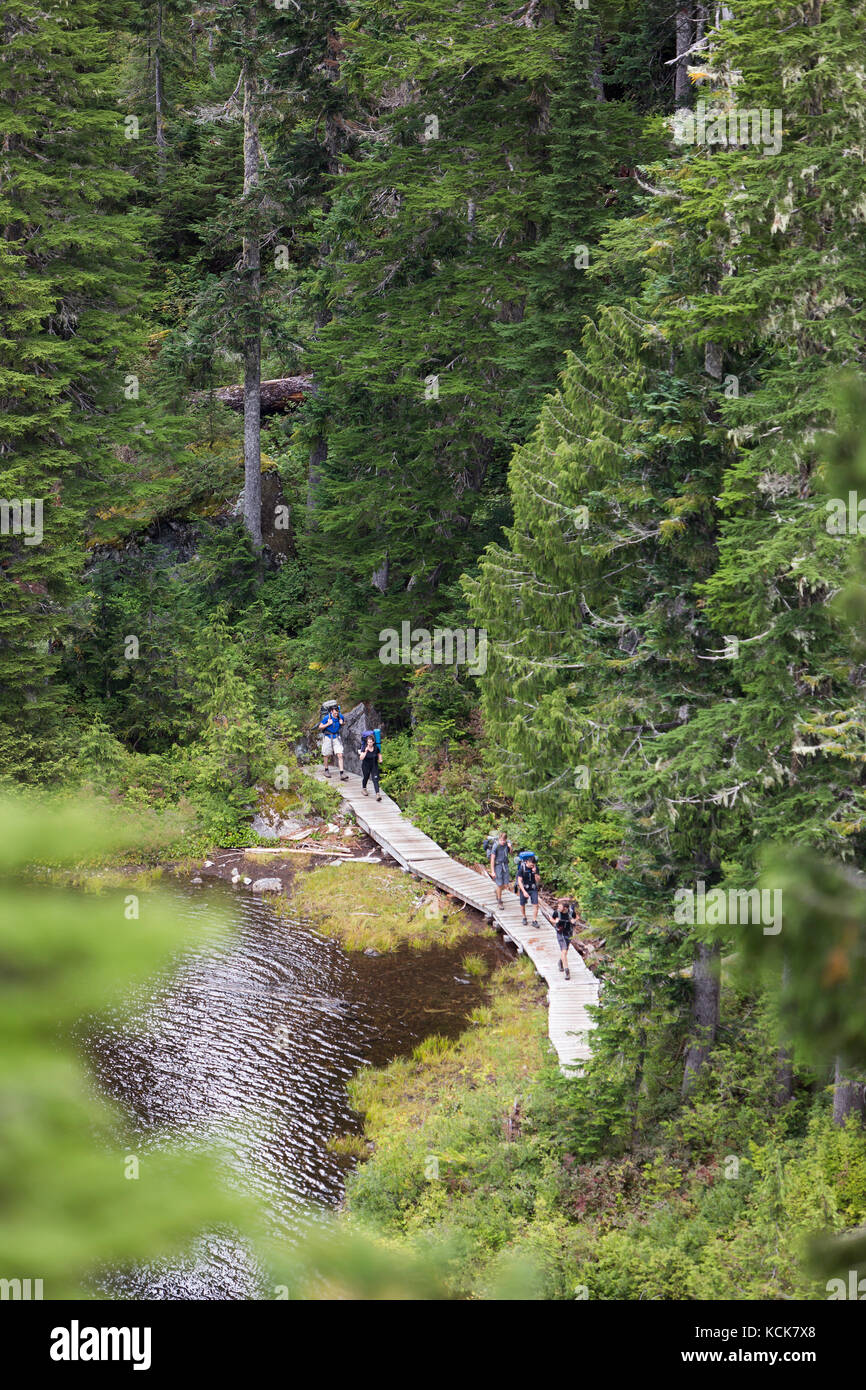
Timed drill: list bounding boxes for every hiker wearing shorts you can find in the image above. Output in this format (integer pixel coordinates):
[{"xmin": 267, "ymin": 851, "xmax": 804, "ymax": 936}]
[
  {"xmin": 359, "ymin": 733, "xmax": 382, "ymax": 800},
  {"xmin": 489, "ymin": 831, "xmax": 512, "ymax": 907},
  {"xmin": 319, "ymin": 700, "xmax": 347, "ymax": 780},
  {"xmin": 515, "ymin": 852, "xmax": 540, "ymax": 925},
  {"xmin": 552, "ymin": 898, "xmax": 577, "ymax": 980}
]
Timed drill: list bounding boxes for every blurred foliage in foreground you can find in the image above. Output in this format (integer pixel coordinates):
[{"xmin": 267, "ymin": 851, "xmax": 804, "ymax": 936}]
[
  {"xmin": 0, "ymin": 795, "xmax": 263, "ymax": 1299},
  {"xmin": 0, "ymin": 792, "xmax": 517, "ymax": 1302}
]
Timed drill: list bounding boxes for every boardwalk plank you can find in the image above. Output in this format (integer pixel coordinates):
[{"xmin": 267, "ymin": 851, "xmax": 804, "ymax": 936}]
[{"xmin": 309, "ymin": 767, "xmax": 599, "ymax": 1072}]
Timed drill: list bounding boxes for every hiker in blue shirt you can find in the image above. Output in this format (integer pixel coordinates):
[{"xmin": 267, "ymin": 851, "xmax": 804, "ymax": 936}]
[{"xmin": 318, "ymin": 699, "xmax": 348, "ymax": 780}]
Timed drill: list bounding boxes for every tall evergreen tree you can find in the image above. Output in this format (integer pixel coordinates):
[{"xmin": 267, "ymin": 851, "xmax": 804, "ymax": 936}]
[{"xmin": 0, "ymin": 2, "xmax": 160, "ymax": 774}]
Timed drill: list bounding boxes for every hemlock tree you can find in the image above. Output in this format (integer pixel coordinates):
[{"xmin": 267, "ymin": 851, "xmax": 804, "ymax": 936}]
[
  {"xmin": 469, "ymin": 0, "xmax": 866, "ymax": 1110},
  {"xmin": 0, "ymin": 1, "xmax": 160, "ymax": 775},
  {"xmin": 286, "ymin": 0, "xmax": 574, "ymax": 708},
  {"xmin": 643, "ymin": 0, "xmax": 866, "ymax": 1113},
  {"xmin": 467, "ymin": 306, "xmax": 739, "ymax": 1119},
  {"xmin": 497, "ymin": 6, "xmax": 650, "ymax": 408}
]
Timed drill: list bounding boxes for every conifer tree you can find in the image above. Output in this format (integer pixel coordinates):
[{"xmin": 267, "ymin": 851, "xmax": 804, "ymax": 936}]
[{"xmin": 0, "ymin": 1, "xmax": 160, "ymax": 773}]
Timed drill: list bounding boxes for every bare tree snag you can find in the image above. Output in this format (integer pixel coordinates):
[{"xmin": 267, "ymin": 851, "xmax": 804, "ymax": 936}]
[
  {"xmin": 591, "ymin": 29, "xmax": 605, "ymax": 102},
  {"xmin": 155, "ymin": 1, "xmax": 167, "ymax": 179},
  {"xmin": 675, "ymin": 7, "xmax": 692, "ymax": 105},
  {"xmin": 241, "ymin": 4, "xmax": 261, "ymax": 549}
]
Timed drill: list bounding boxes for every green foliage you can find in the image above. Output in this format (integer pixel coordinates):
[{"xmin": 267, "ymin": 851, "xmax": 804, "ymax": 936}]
[
  {"xmin": 406, "ymin": 790, "xmax": 489, "ymax": 862},
  {"xmin": 0, "ymin": 794, "xmax": 262, "ymax": 1298}
]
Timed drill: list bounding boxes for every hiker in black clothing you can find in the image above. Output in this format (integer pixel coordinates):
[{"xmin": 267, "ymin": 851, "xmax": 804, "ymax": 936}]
[
  {"xmin": 552, "ymin": 897, "xmax": 578, "ymax": 980},
  {"xmin": 488, "ymin": 830, "xmax": 512, "ymax": 907},
  {"xmin": 359, "ymin": 733, "xmax": 382, "ymax": 800},
  {"xmin": 515, "ymin": 852, "xmax": 541, "ymax": 925}
]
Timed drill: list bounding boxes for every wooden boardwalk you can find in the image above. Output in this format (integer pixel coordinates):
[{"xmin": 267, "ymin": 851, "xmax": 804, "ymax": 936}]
[{"xmin": 311, "ymin": 768, "xmax": 598, "ymax": 1072}]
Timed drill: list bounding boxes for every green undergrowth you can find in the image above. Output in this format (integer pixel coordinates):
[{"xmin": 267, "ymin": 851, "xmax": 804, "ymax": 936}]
[
  {"xmin": 338, "ymin": 966, "xmax": 866, "ymax": 1300},
  {"xmin": 283, "ymin": 861, "xmax": 475, "ymax": 952}
]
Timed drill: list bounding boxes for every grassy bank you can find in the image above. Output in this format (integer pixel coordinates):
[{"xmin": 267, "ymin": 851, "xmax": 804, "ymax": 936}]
[
  {"xmin": 342, "ymin": 958, "xmax": 576, "ymax": 1297},
  {"xmin": 334, "ymin": 966, "xmax": 866, "ymax": 1300},
  {"xmin": 284, "ymin": 861, "xmax": 479, "ymax": 952}
]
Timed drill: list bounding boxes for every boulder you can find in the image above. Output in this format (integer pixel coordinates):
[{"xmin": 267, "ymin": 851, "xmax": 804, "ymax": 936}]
[
  {"xmin": 340, "ymin": 701, "xmax": 384, "ymax": 776},
  {"xmin": 251, "ymin": 878, "xmax": 282, "ymax": 893},
  {"xmin": 251, "ymin": 811, "xmax": 303, "ymax": 840}
]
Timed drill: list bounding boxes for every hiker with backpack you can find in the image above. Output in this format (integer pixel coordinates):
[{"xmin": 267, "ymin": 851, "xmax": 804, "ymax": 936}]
[
  {"xmin": 514, "ymin": 850, "xmax": 541, "ymax": 926},
  {"xmin": 318, "ymin": 699, "xmax": 348, "ymax": 780},
  {"xmin": 359, "ymin": 731, "xmax": 382, "ymax": 800},
  {"xmin": 486, "ymin": 830, "xmax": 513, "ymax": 908},
  {"xmin": 552, "ymin": 897, "xmax": 578, "ymax": 980}
]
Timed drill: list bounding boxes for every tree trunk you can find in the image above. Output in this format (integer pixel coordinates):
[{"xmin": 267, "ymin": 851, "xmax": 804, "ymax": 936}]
[
  {"xmin": 193, "ymin": 374, "xmax": 313, "ymax": 413},
  {"xmin": 306, "ymin": 433, "xmax": 327, "ymax": 526},
  {"xmin": 371, "ymin": 555, "xmax": 389, "ymax": 593},
  {"xmin": 773, "ymin": 960, "xmax": 794, "ymax": 1107},
  {"xmin": 681, "ymin": 940, "xmax": 720, "ymax": 1097},
  {"xmin": 675, "ymin": 7, "xmax": 692, "ymax": 106},
  {"xmin": 833, "ymin": 1058, "xmax": 866, "ymax": 1128},
  {"xmin": 704, "ymin": 341, "xmax": 723, "ymax": 379},
  {"xmin": 241, "ymin": 6, "xmax": 262, "ymax": 549},
  {"xmin": 774, "ymin": 1047, "xmax": 794, "ymax": 1108},
  {"xmin": 590, "ymin": 30, "xmax": 605, "ymax": 102},
  {"xmin": 207, "ymin": 28, "xmax": 216, "ymax": 80},
  {"xmin": 154, "ymin": 1, "xmax": 167, "ymax": 180}
]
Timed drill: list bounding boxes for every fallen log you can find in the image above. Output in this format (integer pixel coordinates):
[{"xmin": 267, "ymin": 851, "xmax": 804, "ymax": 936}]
[{"xmin": 192, "ymin": 374, "xmax": 315, "ymax": 415}]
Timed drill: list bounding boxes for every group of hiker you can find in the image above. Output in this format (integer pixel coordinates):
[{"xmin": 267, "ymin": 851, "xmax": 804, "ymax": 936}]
[
  {"xmin": 485, "ymin": 832, "xmax": 582, "ymax": 979},
  {"xmin": 318, "ymin": 699, "xmax": 382, "ymax": 800},
  {"xmin": 318, "ymin": 700, "xmax": 582, "ymax": 975}
]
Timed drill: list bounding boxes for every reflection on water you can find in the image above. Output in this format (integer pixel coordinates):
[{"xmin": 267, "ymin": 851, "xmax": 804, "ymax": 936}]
[{"xmin": 88, "ymin": 878, "xmax": 506, "ymax": 1299}]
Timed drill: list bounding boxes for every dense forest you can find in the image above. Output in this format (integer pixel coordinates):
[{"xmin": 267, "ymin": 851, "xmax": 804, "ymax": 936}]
[{"xmin": 4, "ymin": 0, "xmax": 866, "ymax": 1308}]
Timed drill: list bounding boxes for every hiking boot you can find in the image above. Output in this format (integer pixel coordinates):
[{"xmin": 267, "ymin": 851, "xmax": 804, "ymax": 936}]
[
  {"xmin": 564, "ymin": 968, "xmax": 571, "ymax": 980},
  {"xmin": 362, "ymin": 787, "xmax": 368, "ymax": 796},
  {"xmin": 323, "ymin": 767, "xmax": 331, "ymax": 777},
  {"xmin": 521, "ymin": 915, "xmax": 527, "ymax": 925},
  {"xmin": 339, "ymin": 773, "xmax": 348, "ymax": 781},
  {"xmin": 558, "ymin": 959, "xmax": 564, "ymax": 972},
  {"xmin": 376, "ymin": 793, "xmax": 382, "ymax": 801}
]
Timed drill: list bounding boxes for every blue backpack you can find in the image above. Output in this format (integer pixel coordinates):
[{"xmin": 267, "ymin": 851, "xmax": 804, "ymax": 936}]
[
  {"xmin": 516, "ymin": 850, "xmax": 538, "ymax": 879},
  {"xmin": 361, "ymin": 728, "xmax": 382, "ymax": 751}
]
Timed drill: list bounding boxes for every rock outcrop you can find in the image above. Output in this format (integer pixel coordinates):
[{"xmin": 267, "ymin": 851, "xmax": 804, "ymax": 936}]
[{"xmin": 339, "ymin": 701, "xmax": 384, "ymax": 776}]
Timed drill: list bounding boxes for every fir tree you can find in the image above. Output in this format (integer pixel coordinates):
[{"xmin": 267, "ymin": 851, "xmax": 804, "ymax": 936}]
[{"xmin": 0, "ymin": 2, "xmax": 160, "ymax": 773}]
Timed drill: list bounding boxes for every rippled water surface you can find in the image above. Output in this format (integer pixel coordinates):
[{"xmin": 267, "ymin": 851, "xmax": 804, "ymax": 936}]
[{"xmin": 89, "ymin": 877, "xmax": 506, "ymax": 1298}]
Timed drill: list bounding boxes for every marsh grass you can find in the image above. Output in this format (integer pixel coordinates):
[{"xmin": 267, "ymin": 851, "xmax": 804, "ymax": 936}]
[
  {"xmin": 326, "ymin": 1133, "xmax": 370, "ymax": 1161},
  {"xmin": 462, "ymin": 953, "xmax": 487, "ymax": 977},
  {"xmin": 348, "ymin": 958, "xmax": 548, "ymax": 1159},
  {"xmin": 74, "ymin": 865, "xmax": 165, "ymax": 893},
  {"xmin": 286, "ymin": 862, "xmax": 476, "ymax": 952},
  {"xmin": 411, "ymin": 1034, "xmax": 454, "ymax": 1062}
]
